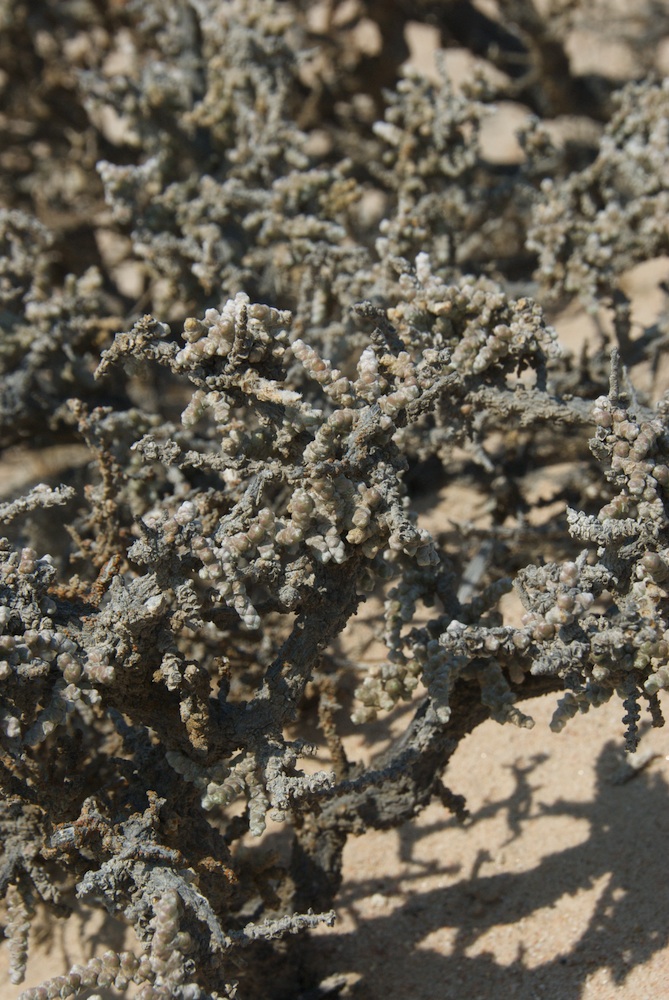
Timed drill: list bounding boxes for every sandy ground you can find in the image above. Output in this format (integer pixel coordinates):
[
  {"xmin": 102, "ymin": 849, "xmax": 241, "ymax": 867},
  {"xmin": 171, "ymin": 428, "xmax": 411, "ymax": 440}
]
[{"xmin": 307, "ymin": 693, "xmax": 669, "ymax": 1000}]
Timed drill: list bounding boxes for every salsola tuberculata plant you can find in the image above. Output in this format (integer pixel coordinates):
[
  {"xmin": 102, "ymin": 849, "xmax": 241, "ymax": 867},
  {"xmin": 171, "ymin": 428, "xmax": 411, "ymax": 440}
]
[{"xmin": 1, "ymin": 0, "xmax": 669, "ymax": 996}]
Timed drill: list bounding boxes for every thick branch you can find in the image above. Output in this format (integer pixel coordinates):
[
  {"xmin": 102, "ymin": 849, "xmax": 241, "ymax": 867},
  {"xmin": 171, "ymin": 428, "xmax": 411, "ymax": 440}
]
[{"xmin": 291, "ymin": 673, "xmax": 561, "ymax": 910}]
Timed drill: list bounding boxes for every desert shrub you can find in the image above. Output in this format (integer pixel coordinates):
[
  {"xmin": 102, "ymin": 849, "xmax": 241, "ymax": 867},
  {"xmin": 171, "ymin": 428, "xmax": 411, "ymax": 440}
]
[{"xmin": 1, "ymin": 1, "xmax": 668, "ymax": 997}]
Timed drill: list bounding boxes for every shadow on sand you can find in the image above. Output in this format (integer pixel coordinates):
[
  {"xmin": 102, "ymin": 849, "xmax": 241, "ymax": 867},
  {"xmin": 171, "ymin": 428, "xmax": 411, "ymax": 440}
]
[{"xmin": 301, "ymin": 736, "xmax": 668, "ymax": 1000}]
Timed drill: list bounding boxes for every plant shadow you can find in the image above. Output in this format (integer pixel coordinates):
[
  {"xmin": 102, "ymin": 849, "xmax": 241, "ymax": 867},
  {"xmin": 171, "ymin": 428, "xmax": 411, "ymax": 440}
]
[{"xmin": 299, "ymin": 735, "xmax": 669, "ymax": 1000}]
